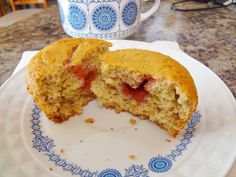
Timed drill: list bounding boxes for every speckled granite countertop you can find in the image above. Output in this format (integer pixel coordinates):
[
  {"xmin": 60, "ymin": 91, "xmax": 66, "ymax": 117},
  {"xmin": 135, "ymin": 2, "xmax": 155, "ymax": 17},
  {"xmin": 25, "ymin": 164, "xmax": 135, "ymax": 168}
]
[{"xmin": 0, "ymin": 0, "xmax": 235, "ymax": 97}]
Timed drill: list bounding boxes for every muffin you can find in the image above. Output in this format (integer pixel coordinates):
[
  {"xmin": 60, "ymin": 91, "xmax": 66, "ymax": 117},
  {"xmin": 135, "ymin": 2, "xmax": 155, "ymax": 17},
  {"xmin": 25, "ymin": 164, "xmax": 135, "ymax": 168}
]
[
  {"xmin": 26, "ymin": 39, "xmax": 198, "ymax": 137},
  {"xmin": 91, "ymin": 49, "xmax": 198, "ymax": 136},
  {"xmin": 26, "ymin": 38, "xmax": 112, "ymax": 123}
]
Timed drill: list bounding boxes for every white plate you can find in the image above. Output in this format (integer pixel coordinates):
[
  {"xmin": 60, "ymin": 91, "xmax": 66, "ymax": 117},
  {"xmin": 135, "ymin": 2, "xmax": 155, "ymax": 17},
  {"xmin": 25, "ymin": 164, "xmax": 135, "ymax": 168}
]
[{"xmin": 0, "ymin": 40, "xmax": 236, "ymax": 177}]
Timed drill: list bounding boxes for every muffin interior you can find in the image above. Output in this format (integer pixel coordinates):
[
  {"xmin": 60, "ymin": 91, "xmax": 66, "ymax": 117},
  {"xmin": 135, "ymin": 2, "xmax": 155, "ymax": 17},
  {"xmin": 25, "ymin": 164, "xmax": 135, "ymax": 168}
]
[
  {"xmin": 26, "ymin": 40, "xmax": 110, "ymax": 123},
  {"xmin": 91, "ymin": 67, "xmax": 196, "ymax": 137}
]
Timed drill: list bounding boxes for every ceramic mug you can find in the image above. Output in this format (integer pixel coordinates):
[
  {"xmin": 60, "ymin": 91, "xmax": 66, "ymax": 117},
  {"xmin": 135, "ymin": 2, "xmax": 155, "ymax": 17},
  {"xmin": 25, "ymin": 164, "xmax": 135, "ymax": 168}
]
[{"xmin": 57, "ymin": 0, "xmax": 160, "ymax": 39}]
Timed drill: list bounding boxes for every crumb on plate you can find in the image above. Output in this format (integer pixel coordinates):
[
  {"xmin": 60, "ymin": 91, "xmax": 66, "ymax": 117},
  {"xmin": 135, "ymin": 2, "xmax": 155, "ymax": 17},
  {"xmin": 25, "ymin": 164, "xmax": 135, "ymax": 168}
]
[
  {"xmin": 60, "ymin": 148, "xmax": 64, "ymax": 153},
  {"xmin": 85, "ymin": 118, "xmax": 95, "ymax": 124},
  {"xmin": 165, "ymin": 139, "xmax": 171, "ymax": 142},
  {"xmin": 134, "ymin": 128, "xmax": 138, "ymax": 131},
  {"xmin": 49, "ymin": 167, "xmax": 53, "ymax": 171},
  {"xmin": 129, "ymin": 155, "xmax": 136, "ymax": 160},
  {"xmin": 129, "ymin": 118, "xmax": 137, "ymax": 125}
]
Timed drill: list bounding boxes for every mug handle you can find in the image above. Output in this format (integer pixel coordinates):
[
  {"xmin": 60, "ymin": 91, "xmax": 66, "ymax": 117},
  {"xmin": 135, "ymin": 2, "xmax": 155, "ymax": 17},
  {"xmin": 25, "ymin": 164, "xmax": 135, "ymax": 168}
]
[{"xmin": 140, "ymin": 0, "xmax": 160, "ymax": 21}]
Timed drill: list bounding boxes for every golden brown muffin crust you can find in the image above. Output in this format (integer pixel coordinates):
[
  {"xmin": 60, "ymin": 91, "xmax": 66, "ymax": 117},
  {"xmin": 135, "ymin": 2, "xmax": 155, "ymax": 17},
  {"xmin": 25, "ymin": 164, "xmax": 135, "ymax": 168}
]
[{"xmin": 27, "ymin": 38, "xmax": 112, "ymax": 78}]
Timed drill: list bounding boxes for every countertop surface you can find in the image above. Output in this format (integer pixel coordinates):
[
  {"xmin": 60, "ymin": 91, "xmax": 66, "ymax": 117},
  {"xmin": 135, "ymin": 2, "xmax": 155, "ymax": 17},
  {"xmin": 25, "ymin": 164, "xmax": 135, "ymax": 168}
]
[{"xmin": 0, "ymin": 0, "xmax": 236, "ymax": 176}]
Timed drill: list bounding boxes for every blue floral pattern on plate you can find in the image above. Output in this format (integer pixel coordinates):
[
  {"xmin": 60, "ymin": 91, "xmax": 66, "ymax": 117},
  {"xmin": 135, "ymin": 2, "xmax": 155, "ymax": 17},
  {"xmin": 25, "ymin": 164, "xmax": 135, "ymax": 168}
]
[
  {"xmin": 92, "ymin": 5, "xmax": 117, "ymax": 31},
  {"xmin": 31, "ymin": 104, "xmax": 98, "ymax": 176},
  {"xmin": 31, "ymin": 103, "xmax": 201, "ymax": 176},
  {"xmin": 125, "ymin": 165, "xmax": 149, "ymax": 177},
  {"xmin": 31, "ymin": 105, "xmax": 55, "ymax": 152},
  {"xmin": 98, "ymin": 168, "xmax": 122, "ymax": 177},
  {"xmin": 68, "ymin": 5, "xmax": 87, "ymax": 30},
  {"xmin": 148, "ymin": 156, "xmax": 172, "ymax": 173},
  {"xmin": 166, "ymin": 112, "xmax": 201, "ymax": 161},
  {"xmin": 122, "ymin": 1, "xmax": 138, "ymax": 26}
]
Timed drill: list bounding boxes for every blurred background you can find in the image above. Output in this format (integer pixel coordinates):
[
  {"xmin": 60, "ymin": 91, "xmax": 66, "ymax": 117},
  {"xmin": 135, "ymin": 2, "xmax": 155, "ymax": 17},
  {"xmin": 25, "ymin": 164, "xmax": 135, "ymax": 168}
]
[{"xmin": 0, "ymin": 0, "xmax": 53, "ymax": 27}]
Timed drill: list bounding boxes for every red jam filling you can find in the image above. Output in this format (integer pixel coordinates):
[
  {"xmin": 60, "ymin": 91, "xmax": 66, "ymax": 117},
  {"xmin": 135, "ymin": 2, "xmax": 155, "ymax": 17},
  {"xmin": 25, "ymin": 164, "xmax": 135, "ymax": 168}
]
[
  {"xmin": 74, "ymin": 65, "xmax": 87, "ymax": 79},
  {"xmin": 121, "ymin": 78, "xmax": 152, "ymax": 103},
  {"xmin": 69, "ymin": 65, "xmax": 97, "ymax": 92},
  {"xmin": 83, "ymin": 70, "xmax": 96, "ymax": 92}
]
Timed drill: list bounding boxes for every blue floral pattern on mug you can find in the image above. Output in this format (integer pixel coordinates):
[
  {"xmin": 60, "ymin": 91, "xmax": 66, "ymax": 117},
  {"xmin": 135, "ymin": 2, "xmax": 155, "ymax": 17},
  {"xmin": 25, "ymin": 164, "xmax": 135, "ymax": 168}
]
[
  {"xmin": 68, "ymin": 5, "xmax": 87, "ymax": 30},
  {"xmin": 92, "ymin": 5, "xmax": 117, "ymax": 31},
  {"xmin": 122, "ymin": 1, "xmax": 138, "ymax": 26}
]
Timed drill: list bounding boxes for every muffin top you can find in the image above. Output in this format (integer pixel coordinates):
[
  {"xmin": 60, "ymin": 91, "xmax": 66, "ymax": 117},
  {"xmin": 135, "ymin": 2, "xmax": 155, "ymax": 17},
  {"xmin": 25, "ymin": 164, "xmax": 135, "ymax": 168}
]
[
  {"xmin": 27, "ymin": 38, "xmax": 111, "ymax": 77},
  {"xmin": 102, "ymin": 49, "xmax": 198, "ymax": 106}
]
